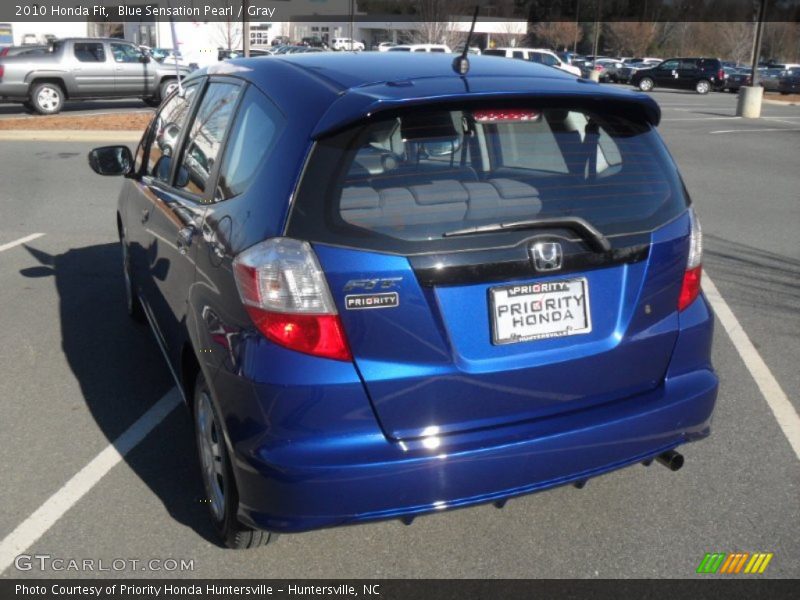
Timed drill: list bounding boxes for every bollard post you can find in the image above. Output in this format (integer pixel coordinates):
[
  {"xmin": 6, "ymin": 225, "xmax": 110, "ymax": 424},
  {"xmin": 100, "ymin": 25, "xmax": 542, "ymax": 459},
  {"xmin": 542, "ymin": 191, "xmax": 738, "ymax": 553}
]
[{"xmin": 736, "ymin": 86, "xmax": 764, "ymax": 118}]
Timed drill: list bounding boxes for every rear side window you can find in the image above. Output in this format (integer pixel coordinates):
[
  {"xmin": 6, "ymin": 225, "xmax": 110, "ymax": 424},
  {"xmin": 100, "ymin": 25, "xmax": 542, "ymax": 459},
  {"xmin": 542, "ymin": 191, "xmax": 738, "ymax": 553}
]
[
  {"xmin": 214, "ymin": 87, "xmax": 284, "ymax": 201},
  {"xmin": 110, "ymin": 43, "xmax": 141, "ymax": 63},
  {"xmin": 176, "ymin": 82, "xmax": 241, "ymax": 196},
  {"xmin": 144, "ymin": 83, "xmax": 199, "ymax": 182},
  {"xmin": 74, "ymin": 42, "xmax": 105, "ymax": 63},
  {"xmin": 289, "ymin": 104, "xmax": 686, "ymax": 255},
  {"xmin": 483, "ymin": 49, "xmax": 505, "ymax": 57},
  {"xmin": 539, "ymin": 53, "xmax": 559, "ymax": 67}
]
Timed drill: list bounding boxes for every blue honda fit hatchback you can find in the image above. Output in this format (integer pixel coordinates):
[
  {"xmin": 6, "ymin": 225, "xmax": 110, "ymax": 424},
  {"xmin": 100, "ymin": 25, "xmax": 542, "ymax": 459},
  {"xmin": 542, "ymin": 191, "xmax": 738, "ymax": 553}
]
[{"xmin": 89, "ymin": 52, "xmax": 717, "ymax": 548}]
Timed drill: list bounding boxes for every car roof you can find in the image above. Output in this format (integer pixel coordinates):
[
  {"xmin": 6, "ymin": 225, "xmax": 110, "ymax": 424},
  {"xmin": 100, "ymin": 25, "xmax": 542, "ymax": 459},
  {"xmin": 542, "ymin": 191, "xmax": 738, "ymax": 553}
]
[{"xmin": 202, "ymin": 53, "xmax": 660, "ymax": 137}]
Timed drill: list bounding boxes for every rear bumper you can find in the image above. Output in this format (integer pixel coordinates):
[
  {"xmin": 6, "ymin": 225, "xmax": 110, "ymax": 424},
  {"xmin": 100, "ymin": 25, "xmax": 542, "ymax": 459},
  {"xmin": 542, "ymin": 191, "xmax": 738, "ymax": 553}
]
[{"xmin": 235, "ymin": 367, "xmax": 718, "ymax": 533}]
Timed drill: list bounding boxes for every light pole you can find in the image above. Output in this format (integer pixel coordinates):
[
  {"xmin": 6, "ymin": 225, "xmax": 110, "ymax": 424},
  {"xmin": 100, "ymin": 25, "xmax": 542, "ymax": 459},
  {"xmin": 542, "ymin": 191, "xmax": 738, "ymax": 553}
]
[
  {"xmin": 242, "ymin": 0, "xmax": 250, "ymax": 57},
  {"xmin": 737, "ymin": 0, "xmax": 767, "ymax": 118}
]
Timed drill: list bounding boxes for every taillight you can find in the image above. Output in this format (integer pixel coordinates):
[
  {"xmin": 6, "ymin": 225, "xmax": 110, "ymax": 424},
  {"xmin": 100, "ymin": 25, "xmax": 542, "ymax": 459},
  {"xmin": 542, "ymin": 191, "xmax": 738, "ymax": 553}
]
[
  {"xmin": 232, "ymin": 238, "xmax": 352, "ymax": 361},
  {"xmin": 717, "ymin": 68, "xmax": 724, "ymax": 80},
  {"xmin": 678, "ymin": 208, "xmax": 703, "ymax": 311},
  {"xmin": 0, "ymin": 64, "xmax": 4, "ymax": 79}
]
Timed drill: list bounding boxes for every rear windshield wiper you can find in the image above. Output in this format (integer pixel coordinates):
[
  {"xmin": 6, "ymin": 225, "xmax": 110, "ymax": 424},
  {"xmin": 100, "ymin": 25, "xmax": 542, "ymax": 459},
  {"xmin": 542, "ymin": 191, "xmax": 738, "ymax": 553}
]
[{"xmin": 443, "ymin": 216, "xmax": 612, "ymax": 253}]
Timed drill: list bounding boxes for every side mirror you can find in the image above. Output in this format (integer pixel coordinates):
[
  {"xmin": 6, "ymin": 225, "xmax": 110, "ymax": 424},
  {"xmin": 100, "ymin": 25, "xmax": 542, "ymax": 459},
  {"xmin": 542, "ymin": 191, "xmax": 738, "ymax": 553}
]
[
  {"xmin": 88, "ymin": 145, "xmax": 133, "ymax": 176},
  {"xmin": 139, "ymin": 54, "xmax": 151, "ymax": 63}
]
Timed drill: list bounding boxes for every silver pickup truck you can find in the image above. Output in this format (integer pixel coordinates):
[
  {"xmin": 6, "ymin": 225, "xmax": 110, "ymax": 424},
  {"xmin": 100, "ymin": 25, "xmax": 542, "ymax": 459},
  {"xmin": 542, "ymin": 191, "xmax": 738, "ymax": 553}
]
[{"xmin": 0, "ymin": 37, "xmax": 190, "ymax": 114}]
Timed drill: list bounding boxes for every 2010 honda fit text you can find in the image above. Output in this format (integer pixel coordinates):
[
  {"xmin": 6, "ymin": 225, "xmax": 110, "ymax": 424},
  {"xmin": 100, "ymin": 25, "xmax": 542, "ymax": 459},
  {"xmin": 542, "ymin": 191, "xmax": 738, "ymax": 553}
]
[{"xmin": 89, "ymin": 53, "xmax": 717, "ymax": 548}]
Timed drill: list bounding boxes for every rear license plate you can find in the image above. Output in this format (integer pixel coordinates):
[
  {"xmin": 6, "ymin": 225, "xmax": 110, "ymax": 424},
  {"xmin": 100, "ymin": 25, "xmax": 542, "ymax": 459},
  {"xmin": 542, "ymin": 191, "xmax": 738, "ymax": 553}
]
[{"xmin": 490, "ymin": 278, "xmax": 592, "ymax": 345}]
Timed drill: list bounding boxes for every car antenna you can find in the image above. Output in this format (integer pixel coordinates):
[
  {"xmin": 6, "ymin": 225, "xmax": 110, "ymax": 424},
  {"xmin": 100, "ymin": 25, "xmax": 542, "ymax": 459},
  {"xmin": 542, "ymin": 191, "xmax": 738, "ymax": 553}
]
[{"xmin": 452, "ymin": 5, "xmax": 480, "ymax": 76}]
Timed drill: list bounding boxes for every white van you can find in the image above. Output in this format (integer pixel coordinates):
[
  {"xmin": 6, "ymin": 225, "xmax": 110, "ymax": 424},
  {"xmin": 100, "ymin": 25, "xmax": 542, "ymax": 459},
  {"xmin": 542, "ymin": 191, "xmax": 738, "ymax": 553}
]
[
  {"xmin": 483, "ymin": 47, "xmax": 582, "ymax": 77},
  {"xmin": 388, "ymin": 44, "xmax": 452, "ymax": 53},
  {"xmin": 331, "ymin": 38, "xmax": 365, "ymax": 51}
]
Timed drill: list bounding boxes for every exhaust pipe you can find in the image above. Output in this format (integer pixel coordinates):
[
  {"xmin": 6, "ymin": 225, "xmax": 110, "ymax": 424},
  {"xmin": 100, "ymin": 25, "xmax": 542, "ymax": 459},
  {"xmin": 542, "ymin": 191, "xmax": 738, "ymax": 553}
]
[{"xmin": 655, "ymin": 450, "xmax": 684, "ymax": 472}]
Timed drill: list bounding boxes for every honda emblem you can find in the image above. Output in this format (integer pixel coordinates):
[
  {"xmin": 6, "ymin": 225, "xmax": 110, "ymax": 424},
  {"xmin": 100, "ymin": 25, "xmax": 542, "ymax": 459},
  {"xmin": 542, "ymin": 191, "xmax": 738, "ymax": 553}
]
[{"xmin": 530, "ymin": 242, "xmax": 563, "ymax": 272}]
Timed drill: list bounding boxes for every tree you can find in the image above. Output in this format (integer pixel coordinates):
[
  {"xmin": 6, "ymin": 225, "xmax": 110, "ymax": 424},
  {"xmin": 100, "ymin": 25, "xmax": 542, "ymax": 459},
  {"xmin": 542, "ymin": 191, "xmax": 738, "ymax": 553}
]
[
  {"xmin": 211, "ymin": 0, "xmax": 241, "ymax": 50},
  {"xmin": 403, "ymin": 0, "xmax": 472, "ymax": 49},
  {"xmin": 713, "ymin": 22, "xmax": 754, "ymax": 65},
  {"xmin": 88, "ymin": 21, "xmax": 123, "ymax": 39},
  {"xmin": 604, "ymin": 22, "xmax": 656, "ymax": 57},
  {"xmin": 531, "ymin": 22, "xmax": 581, "ymax": 52}
]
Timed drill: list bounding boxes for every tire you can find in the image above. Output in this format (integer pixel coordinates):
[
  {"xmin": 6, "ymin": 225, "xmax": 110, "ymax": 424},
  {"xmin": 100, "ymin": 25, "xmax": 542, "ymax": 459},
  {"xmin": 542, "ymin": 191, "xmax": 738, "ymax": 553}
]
[
  {"xmin": 695, "ymin": 79, "xmax": 711, "ymax": 94},
  {"xmin": 159, "ymin": 78, "xmax": 180, "ymax": 101},
  {"xmin": 120, "ymin": 233, "xmax": 145, "ymax": 323},
  {"xmin": 638, "ymin": 77, "xmax": 654, "ymax": 92},
  {"xmin": 193, "ymin": 373, "xmax": 277, "ymax": 549},
  {"xmin": 29, "ymin": 82, "xmax": 64, "ymax": 115}
]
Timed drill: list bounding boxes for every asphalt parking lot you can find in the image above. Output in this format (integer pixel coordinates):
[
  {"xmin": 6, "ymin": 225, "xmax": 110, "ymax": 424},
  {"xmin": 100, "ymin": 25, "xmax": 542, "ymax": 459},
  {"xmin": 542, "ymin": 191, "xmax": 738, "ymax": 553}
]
[{"xmin": 0, "ymin": 87, "xmax": 798, "ymax": 579}]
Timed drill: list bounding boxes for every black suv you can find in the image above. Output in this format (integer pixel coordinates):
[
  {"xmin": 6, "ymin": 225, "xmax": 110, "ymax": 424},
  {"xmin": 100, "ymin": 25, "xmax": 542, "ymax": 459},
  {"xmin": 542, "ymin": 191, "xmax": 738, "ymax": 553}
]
[{"xmin": 631, "ymin": 58, "xmax": 725, "ymax": 94}]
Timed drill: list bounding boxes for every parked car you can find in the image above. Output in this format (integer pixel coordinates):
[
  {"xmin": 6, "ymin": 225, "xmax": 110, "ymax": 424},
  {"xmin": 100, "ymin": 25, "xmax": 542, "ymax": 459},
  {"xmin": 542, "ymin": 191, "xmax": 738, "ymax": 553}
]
[
  {"xmin": 0, "ymin": 37, "xmax": 189, "ymax": 113},
  {"xmin": 271, "ymin": 36, "xmax": 290, "ymax": 47},
  {"xmin": 453, "ymin": 45, "xmax": 482, "ymax": 55},
  {"xmin": 758, "ymin": 65, "xmax": 799, "ymax": 91},
  {"xmin": 777, "ymin": 72, "xmax": 800, "ymax": 94},
  {"xmin": 482, "ymin": 47, "xmax": 581, "ymax": 76},
  {"xmin": 724, "ymin": 67, "xmax": 752, "ymax": 92},
  {"xmin": 88, "ymin": 51, "xmax": 717, "ymax": 548},
  {"xmin": 373, "ymin": 42, "xmax": 397, "ymax": 52},
  {"xmin": 616, "ymin": 61, "xmax": 660, "ymax": 84},
  {"xmin": 631, "ymin": 57, "xmax": 725, "ymax": 94},
  {"xmin": 301, "ymin": 36, "xmax": 327, "ymax": 49},
  {"xmin": 573, "ymin": 59, "xmax": 608, "ymax": 81},
  {"xmin": 388, "ymin": 44, "xmax": 452, "ymax": 53},
  {"xmin": 331, "ymin": 38, "xmax": 365, "ymax": 51},
  {"xmin": 0, "ymin": 44, "xmax": 49, "ymax": 57},
  {"xmin": 594, "ymin": 58, "xmax": 625, "ymax": 82}
]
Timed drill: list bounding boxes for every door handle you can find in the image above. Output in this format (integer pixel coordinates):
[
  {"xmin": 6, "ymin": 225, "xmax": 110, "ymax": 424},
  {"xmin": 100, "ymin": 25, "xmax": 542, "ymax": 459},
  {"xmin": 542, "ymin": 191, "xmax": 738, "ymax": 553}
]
[
  {"xmin": 176, "ymin": 225, "xmax": 196, "ymax": 254},
  {"xmin": 140, "ymin": 208, "xmax": 150, "ymax": 224}
]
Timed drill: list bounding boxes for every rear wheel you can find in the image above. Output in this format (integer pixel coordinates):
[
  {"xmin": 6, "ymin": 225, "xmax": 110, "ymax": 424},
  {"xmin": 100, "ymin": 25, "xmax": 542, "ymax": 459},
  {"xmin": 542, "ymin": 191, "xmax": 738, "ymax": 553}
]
[
  {"xmin": 193, "ymin": 373, "xmax": 277, "ymax": 549},
  {"xmin": 30, "ymin": 82, "xmax": 64, "ymax": 115},
  {"xmin": 638, "ymin": 77, "xmax": 654, "ymax": 92},
  {"xmin": 695, "ymin": 79, "xmax": 711, "ymax": 94}
]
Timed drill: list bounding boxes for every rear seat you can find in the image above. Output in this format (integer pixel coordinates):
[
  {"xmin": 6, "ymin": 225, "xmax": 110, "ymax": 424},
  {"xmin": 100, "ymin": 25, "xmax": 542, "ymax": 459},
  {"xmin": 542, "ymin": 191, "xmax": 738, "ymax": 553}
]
[{"xmin": 341, "ymin": 178, "xmax": 542, "ymax": 229}]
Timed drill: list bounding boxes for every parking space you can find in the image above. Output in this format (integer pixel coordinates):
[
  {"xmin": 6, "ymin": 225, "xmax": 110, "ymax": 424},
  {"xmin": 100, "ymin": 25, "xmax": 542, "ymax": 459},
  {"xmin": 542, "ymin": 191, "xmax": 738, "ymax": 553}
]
[{"xmin": 0, "ymin": 89, "xmax": 798, "ymax": 579}]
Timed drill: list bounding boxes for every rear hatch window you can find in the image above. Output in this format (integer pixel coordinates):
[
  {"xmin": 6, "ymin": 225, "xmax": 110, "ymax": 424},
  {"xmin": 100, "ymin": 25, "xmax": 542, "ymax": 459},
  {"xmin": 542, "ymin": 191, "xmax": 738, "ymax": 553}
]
[{"xmin": 288, "ymin": 102, "xmax": 686, "ymax": 254}]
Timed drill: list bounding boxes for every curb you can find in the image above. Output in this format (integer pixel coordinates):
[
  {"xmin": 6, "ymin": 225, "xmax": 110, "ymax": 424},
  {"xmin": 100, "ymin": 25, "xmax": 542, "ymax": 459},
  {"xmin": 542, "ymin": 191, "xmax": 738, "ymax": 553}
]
[{"xmin": 0, "ymin": 130, "xmax": 142, "ymax": 142}]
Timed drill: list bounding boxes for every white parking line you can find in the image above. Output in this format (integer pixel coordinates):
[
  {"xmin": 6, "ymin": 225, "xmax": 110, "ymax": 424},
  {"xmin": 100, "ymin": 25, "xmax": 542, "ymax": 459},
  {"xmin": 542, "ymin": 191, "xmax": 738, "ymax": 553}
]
[
  {"xmin": 0, "ymin": 233, "xmax": 45, "ymax": 253},
  {"xmin": 710, "ymin": 128, "xmax": 800, "ymax": 134},
  {"xmin": 0, "ymin": 388, "xmax": 181, "ymax": 575},
  {"xmin": 662, "ymin": 116, "xmax": 743, "ymax": 122},
  {"xmin": 704, "ymin": 275, "xmax": 800, "ymax": 461}
]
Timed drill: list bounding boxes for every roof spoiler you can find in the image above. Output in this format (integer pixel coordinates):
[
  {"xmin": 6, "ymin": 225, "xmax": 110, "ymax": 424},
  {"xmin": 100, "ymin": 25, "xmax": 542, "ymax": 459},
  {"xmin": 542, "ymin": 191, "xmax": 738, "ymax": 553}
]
[{"xmin": 311, "ymin": 88, "xmax": 661, "ymax": 139}]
